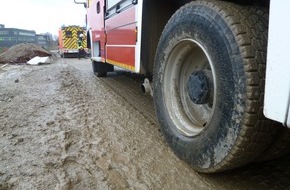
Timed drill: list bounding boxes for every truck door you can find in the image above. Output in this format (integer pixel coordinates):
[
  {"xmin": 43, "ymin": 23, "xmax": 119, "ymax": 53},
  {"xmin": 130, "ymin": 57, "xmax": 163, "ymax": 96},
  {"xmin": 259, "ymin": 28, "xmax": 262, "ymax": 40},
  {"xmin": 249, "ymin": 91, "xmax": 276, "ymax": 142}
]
[
  {"xmin": 104, "ymin": 0, "xmax": 141, "ymax": 72},
  {"xmin": 87, "ymin": 0, "xmax": 106, "ymax": 59}
]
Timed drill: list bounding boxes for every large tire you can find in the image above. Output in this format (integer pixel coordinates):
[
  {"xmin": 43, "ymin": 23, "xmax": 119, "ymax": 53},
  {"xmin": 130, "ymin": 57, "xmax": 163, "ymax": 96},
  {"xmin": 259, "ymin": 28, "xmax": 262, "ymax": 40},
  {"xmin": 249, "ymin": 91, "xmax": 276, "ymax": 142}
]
[
  {"xmin": 92, "ymin": 61, "xmax": 114, "ymax": 77},
  {"xmin": 153, "ymin": 0, "xmax": 275, "ymax": 173}
]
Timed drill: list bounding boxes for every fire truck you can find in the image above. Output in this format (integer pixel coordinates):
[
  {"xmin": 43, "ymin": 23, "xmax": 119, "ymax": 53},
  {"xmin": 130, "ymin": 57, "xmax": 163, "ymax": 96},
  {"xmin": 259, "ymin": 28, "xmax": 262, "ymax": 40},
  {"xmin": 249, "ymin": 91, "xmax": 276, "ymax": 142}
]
[
  {"xmin": 58, "ymin": 25, "xmax": 87, "ymax": 58},
  {"xmin": 75, "ymin": 0, "xmax": 290, "ymax": 173}
]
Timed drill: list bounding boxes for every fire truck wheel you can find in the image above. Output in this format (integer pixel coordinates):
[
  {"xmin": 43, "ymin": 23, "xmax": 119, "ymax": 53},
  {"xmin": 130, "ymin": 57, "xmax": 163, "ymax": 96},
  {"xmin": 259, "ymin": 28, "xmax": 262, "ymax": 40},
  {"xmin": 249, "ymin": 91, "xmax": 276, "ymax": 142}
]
[
  {"xmin": 92, "ymin": 61, "xmax": 107, "ymax": 77},
  {"xmin": 153, "ymin": 1, "xmax": 274, "ymax": 173}
]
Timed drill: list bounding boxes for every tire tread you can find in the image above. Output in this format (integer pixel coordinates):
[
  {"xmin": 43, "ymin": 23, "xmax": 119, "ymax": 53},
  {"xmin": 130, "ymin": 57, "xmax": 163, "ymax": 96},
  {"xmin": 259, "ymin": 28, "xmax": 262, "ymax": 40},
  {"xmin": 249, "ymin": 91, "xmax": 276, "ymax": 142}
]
[{"xmin": 163, "ymin": 0, "xmax": 275, "ymax": 172}]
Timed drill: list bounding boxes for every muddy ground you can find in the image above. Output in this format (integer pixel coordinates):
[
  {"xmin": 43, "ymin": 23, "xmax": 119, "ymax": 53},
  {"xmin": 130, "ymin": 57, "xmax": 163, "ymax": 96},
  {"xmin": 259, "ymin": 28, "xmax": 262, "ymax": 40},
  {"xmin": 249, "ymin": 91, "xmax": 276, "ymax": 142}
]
[{"xmin": 1, "ymin": 58, "xmax": 290, "ymax": 190}]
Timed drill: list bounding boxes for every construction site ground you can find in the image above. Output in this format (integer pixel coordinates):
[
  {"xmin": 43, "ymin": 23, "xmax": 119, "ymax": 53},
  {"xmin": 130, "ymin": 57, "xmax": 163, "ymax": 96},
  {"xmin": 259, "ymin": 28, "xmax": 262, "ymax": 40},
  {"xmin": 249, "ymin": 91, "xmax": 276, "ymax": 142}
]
[{"xmin": 1, "ymin": 57, "xmax": 290, "ymax": 190}]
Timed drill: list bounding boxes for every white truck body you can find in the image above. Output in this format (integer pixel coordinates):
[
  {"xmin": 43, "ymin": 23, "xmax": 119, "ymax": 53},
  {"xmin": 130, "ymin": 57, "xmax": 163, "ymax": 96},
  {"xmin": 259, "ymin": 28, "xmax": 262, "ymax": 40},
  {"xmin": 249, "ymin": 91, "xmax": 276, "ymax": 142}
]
[{"xmin": 264, "ymin": 0, "xmax": 290, "ymax": 128}]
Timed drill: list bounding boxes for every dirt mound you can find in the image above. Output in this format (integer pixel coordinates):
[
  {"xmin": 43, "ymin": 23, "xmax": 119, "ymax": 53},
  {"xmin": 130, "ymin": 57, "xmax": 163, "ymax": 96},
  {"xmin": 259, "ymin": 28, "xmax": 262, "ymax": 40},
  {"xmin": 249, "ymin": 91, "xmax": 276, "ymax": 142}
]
[{"xmin": 0, "ymin": 43, "xmax": 52, "ymax": 64}]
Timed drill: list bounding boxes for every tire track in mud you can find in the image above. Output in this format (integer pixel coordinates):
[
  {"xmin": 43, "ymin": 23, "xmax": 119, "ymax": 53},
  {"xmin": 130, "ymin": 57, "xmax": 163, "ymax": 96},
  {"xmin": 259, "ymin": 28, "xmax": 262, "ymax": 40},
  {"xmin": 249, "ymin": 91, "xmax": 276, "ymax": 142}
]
[
  {"xmin": 55, "ymin": 64, "xmax": 166, "ymax": 189},
  {"xmin": 2, "ymin": 59, "xmax": 290, "ymax": 190},
  {"xmin": 57, "ymin": 65, "xmax": 159, "ymax": 189},
  {"xmin": 0, "ymin": 63, "xmax": 90, "ymax": 189},
  {"xmin": 53, "ymin": 65, "xmax": 110, "ymax": 189},
  {"xmin": 62, "ymin": 61, "xmax": 213, "ymax": 190},
  {"xmin": 99, "ymin": 72, "xmax": 159, "ymax": 127},
  {"xmin": 66, "ymin": 60, "xmax": 290, "ymax": 190}
]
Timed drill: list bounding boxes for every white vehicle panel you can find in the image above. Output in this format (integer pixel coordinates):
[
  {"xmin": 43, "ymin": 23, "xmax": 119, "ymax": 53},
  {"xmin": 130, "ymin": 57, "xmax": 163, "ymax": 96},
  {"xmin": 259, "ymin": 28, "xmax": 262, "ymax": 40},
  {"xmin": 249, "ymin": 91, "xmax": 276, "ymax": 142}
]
[{"xmin": 264, "ymin": 0, "xmax": 290, "ymax": 127}]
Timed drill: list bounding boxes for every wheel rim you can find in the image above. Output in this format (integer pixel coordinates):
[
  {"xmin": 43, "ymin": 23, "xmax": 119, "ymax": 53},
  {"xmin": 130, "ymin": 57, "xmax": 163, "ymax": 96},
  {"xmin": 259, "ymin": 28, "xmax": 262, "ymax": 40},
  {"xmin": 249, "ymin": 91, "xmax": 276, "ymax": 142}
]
[{"xmin": 163, "ymin": 39, "xmax": 217, "ymax": 137}]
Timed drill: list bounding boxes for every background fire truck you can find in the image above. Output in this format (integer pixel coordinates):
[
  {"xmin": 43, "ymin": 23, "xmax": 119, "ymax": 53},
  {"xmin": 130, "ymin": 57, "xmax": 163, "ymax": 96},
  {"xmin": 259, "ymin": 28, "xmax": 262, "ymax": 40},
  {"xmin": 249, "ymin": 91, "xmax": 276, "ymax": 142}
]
[
  {"xmin": 75, "ymin": 0, "xmax": 290, "ymax": 173},
  {"xmin": 58, "ymin": 25, "xmax": 87, "ymax": 58}
]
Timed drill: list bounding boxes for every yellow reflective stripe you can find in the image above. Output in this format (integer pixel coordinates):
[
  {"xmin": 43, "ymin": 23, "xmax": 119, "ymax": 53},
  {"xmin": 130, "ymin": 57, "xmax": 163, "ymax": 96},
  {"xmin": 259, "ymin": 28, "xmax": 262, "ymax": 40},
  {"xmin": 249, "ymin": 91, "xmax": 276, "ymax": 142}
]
[
  {"xmin": 106, "ymin": 59, "xmax": 135, "ymax": 72},
  {"xmin": 62, "ymin": 27, "xmax": 87, "ymax": 49}
]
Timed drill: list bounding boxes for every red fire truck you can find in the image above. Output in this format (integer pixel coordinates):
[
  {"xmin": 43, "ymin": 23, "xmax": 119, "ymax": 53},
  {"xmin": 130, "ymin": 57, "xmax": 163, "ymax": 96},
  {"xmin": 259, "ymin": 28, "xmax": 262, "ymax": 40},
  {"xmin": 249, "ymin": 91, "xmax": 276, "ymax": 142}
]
[{"xmin": 75, "ymin": 0, "xmax": 290, "ymax": 173}]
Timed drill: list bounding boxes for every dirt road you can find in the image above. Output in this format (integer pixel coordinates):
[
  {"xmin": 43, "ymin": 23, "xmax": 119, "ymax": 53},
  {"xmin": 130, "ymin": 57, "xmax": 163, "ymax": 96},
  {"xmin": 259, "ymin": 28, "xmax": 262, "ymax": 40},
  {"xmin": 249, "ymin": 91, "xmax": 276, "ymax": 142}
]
[{"xmin": 1, "ymin": 58, "xmax": 290, "ymax": 190}]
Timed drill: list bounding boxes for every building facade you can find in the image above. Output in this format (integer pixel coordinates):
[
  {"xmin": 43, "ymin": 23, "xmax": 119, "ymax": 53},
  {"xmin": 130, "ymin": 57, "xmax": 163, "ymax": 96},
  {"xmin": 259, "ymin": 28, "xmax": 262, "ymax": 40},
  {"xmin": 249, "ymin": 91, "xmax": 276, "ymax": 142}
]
[
  {"xmin": 36, "ymin": 34, "xmax": 50, "ymax": 49},
  {"xmin": 0, "ymin": 25, "xmax": 50, "ymax": 48}
]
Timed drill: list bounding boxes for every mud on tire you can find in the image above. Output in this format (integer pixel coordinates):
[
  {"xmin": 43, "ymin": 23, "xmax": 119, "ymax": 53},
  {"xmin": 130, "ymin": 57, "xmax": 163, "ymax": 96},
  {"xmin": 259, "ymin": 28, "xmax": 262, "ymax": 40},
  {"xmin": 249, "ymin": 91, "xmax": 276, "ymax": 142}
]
[{"xmin": 153, "ymin": 0, "xmax": 276, "ymax": 173}]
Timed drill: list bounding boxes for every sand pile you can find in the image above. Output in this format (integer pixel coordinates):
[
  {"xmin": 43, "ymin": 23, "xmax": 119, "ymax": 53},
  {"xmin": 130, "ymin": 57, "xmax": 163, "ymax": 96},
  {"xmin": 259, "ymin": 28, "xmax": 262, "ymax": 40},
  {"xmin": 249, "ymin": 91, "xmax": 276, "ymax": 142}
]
[{"xmin": 0, "ymin": 43, "xmax": 51, "ymax": 64}]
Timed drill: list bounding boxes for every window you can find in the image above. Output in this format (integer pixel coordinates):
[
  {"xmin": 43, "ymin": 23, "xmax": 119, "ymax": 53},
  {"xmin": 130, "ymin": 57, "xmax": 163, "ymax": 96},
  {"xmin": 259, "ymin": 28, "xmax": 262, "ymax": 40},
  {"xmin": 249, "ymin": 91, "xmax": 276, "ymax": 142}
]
[
  {"xmin": 0, "ymin": 31, "xmax": 9, "ymax": 35},
  {"xmin": 106, "ymin": 0, "xmax": 121, "ymax": 10},
  {"xmin": 65, "ymin": 31, "xmax": 72, "ymax": 38},
  {"xmin": 18, "ymin": 31, "xmax": 35, "ymax": 37},
  {"xmin": 18, "ymin": 37, "xmax": 35, "ymax": 42},
  {"xmin": 105, "ymin": 0, "xmax": 136, "ymax": 18},
  {"xmin": 37, "ymin": 36, "xmax": 46, "ymax": 40}
]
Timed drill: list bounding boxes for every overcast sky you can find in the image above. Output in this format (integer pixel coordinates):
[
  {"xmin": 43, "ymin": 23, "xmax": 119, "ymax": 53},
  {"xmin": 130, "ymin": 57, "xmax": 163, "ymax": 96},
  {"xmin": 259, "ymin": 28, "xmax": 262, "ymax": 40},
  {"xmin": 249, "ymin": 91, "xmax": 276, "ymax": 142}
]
[{"xmin": 0, "ymin": 0, "xmax": 86, "ymax": 36}]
